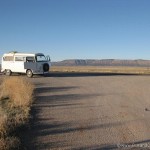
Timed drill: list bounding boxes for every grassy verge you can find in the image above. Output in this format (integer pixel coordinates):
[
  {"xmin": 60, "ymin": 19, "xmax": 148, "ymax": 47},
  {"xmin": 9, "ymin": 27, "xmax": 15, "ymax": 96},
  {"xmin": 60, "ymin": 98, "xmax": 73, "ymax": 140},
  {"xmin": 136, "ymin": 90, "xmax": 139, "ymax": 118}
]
[
  {"xmin": 51, "ymin": 66, "xmax": 150, "ymax": 74},
  {"xmin": 0, "ymin": 77, "xmax": 34, "ymax": 150}
]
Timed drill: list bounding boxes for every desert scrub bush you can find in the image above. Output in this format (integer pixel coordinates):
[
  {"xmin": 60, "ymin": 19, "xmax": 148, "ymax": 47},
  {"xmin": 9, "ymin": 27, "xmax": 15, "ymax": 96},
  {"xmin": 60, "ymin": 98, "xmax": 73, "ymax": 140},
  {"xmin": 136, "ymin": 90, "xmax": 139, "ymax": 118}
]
[{"xmin": 0, "ymin": 77, "xmax": 34, "ymax": 150}]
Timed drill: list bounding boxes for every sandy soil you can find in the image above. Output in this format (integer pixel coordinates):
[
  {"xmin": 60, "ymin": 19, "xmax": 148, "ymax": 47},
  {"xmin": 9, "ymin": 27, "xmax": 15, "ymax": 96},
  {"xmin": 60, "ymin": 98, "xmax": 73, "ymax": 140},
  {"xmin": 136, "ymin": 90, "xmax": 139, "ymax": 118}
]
[{"xmin": 1, "ymin": 73, "xmax": 150, "ymax": 149}]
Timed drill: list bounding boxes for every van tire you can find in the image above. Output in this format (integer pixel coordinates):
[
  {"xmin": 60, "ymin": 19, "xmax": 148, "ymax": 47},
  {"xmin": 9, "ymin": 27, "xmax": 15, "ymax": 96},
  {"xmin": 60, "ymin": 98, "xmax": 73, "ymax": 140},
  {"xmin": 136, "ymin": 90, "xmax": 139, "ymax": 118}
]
[
  {"xmin": 43, "ymin": 63, "xmax": 49, "ymax": 72},
  {"xmin": 26, "ymin": 70, "xmax": 33, "ymax": 78},
  {"xmin": 5, "ymin": 70, "xmax": 12, "ymax": 76}
]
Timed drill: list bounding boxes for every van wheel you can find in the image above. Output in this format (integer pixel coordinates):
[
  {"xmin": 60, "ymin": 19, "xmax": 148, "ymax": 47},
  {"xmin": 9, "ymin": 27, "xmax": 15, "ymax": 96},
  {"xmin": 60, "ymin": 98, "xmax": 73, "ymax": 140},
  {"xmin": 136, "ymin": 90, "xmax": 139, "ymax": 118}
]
[
  {"xmin": 26, "ymin": 70, "xmax": 33, "ymax": 78},
  {"xmin": 5, "ymin": 70, "xmax": 12, "ymax": 76},
  {"xmin": 43, "ymin": 63, "xmax": 49, "ymax": 72}
]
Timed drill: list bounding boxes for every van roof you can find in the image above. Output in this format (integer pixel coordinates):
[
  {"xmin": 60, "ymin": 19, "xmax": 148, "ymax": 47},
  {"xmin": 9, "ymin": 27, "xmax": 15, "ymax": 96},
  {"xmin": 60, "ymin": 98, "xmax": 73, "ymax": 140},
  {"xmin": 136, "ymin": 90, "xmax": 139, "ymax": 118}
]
[{"xmin": 3, "ymin": 52, "xmax": 44, "ymax": 57}]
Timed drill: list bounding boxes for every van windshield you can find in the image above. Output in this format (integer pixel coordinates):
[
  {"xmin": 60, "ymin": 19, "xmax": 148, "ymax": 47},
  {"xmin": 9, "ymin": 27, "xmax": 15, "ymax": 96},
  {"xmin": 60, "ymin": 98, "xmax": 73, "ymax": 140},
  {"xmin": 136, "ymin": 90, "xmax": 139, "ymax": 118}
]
[{"xmin": 36, "ymin": 55, "xmax": 47, "ymax": 62}]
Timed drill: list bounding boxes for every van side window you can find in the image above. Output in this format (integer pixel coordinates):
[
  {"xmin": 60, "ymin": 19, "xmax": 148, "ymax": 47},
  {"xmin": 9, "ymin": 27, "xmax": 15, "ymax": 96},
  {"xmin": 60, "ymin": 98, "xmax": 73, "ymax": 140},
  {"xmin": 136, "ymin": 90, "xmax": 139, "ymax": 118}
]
[
  {"xmin": 15, "ymin": 57, "xmax": 25, "ymax": 61},
  {"xmin": 26, "ymin": 57, "xmax": 35, "ymax": 62},
  {"xmin": 3, "ymin": 56, "xmax": 14, "ymax": 61}
]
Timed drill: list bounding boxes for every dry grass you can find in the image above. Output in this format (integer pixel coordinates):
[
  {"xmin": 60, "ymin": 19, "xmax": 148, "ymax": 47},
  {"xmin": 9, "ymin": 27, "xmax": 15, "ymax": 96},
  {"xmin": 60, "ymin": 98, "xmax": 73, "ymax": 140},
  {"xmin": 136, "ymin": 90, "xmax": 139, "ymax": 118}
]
[
  {"xmin": 0, "ymin": 137, "xmax": 20, "ymax": 150},
  {"xmin": 0, "ymin": 77, "xmax": 34, "ymax": 107},
  {"xmin": 51, "ymin": 66, "xmax": 150, "ymax": 74},
  {"xmin": 0, "ymin": 112, "xmax": 7, "ymax": 137},
  {"xmin": 0, "ymin": 77, "xmax": 34, "ymax": 150}
]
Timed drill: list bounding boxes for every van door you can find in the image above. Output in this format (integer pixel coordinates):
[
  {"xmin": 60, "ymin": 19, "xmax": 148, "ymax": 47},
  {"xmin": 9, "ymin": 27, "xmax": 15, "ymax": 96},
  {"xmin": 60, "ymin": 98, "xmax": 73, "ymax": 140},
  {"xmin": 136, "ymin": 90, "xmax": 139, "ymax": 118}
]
[
  {"xmin": 24, "ymin": 57, "xmax": 37, "ymax": 72},
  {"xmin": 14, "ymin": 56, "xmax": 26, "ymax": 73}
]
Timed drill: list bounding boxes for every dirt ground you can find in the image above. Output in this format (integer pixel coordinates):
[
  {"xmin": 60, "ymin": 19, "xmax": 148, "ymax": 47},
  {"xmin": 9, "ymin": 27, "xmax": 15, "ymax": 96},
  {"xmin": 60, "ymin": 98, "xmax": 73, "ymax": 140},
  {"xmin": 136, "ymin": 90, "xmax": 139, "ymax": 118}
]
[{"xmin": 2, "ymin": 73, "xmax": 150, "ymax": 149}]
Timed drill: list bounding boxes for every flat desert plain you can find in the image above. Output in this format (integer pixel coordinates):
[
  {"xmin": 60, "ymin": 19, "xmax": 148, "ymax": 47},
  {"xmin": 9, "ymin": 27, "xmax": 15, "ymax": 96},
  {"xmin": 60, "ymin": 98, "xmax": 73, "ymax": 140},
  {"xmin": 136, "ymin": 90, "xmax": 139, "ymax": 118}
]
[{"xmin": 1, "ymin": 73, "xmax": 150, "ymax": 149}]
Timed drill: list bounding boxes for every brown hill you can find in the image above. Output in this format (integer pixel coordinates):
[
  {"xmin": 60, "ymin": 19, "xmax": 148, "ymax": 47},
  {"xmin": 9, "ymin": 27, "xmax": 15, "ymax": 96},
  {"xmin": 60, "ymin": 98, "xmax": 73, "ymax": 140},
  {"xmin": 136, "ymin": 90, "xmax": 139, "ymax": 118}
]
[{"xmin": 52, "ymin": 59, "xmax": 150, "ymax": 67}]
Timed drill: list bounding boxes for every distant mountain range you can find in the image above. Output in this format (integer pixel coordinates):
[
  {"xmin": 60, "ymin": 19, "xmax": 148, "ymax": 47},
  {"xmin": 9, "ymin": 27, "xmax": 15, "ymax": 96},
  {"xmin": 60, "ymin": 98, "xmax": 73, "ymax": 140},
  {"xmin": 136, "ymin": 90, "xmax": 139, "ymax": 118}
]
[{"xmin": 52, "ymin": 59, "xmax": 150, "ymax": 67}]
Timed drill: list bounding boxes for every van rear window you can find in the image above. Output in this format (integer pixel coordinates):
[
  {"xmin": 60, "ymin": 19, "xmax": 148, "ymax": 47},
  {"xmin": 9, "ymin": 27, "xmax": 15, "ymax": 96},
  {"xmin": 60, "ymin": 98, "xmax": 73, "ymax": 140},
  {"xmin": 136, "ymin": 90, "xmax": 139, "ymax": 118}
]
[{"xmin": 3, "ymin": 56, "xmax": 14, "ymax": 61}]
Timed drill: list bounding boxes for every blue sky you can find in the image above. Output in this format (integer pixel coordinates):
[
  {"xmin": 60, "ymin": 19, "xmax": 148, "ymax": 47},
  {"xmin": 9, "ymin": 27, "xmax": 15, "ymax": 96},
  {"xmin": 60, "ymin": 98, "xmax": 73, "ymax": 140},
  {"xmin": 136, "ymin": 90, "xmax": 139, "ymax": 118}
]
[{"xmin": 0, "ymin": 0, "xmax": 150, "ymax": 61}]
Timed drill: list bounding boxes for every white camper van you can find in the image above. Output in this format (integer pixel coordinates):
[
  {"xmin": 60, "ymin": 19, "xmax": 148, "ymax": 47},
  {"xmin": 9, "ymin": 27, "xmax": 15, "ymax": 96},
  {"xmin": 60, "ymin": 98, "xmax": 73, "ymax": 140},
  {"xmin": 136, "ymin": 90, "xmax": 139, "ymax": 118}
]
[{"xmin": 1, "ymin": 52, "xmax": 51, "ymax": 77}]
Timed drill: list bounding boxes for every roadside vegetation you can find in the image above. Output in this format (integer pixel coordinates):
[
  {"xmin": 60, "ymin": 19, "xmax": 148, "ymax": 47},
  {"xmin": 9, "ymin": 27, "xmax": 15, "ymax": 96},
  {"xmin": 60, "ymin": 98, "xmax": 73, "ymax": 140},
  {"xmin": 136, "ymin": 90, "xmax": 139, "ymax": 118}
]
[
  {"xmin": 51, "ymin": 66, "xmax": 150, "ymax": 74},
  {"xmin": 0, "ymin": 77, "xmax": 34, "ymax": 150}
]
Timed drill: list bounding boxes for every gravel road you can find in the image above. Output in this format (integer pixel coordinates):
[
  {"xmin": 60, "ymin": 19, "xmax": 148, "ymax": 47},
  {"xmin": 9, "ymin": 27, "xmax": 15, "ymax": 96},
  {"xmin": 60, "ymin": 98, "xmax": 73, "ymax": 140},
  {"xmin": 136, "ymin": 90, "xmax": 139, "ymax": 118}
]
[{"xmin": 2, "ymin": 73, "xmax": 150, "ymax": 149}]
